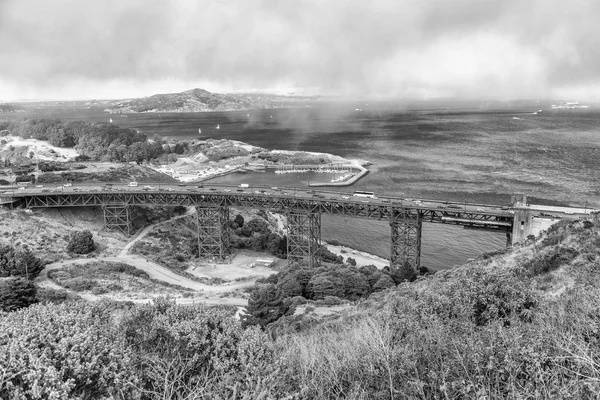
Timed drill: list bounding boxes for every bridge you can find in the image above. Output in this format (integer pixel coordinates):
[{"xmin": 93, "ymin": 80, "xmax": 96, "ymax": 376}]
[{"xmin": 0, "ymin": 183, "xmax": 594, "ymax": 271}]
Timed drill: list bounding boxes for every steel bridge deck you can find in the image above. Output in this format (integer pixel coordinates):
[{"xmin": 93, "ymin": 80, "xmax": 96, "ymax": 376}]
[{"xmin": 0, "ymin": 190, "xmax": 514, "ymax": 232}]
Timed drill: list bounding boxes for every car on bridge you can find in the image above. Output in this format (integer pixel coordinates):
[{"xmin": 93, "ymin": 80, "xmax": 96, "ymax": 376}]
[{"xmin": 476, "ymin": 208, "xmax": 486, "ymax": 212}]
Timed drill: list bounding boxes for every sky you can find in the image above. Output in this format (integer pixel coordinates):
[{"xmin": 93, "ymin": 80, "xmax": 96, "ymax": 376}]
[{"xmin": 1, "ymin": 0, "xmax": 599, "ymax": 102}]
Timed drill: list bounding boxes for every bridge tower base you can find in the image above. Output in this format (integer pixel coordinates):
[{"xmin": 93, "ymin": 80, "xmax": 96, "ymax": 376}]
[
  {"xmin": 287, "ymin": 207, "xmax": 321, "ymax": 268},
  {"xmin": 103, "ymin": 205, "xmax": 136, "ymax": 235},
  {"xmin": 390, "ymin": 209, "xmax": 422, "ymax": 273},
  {"xmin": 196, "ymin": 205, "xmax": 230, "ymax": 260}
]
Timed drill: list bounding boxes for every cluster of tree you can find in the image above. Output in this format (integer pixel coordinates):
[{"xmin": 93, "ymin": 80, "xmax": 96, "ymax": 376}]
[
  {"xmin": 228, "ymin": 214, "xmax": 287, "ymax": 258},
  {"xmin": 66, "ymin": 230, "xmax": 96, "ymax": 254},
  {"xmin": 243, "ymin": 262, "xmax": 415, "ymax": 328},
  {"xmin": 15, "ymin": 174, "xmax": 35, "ymax": 183},
  {"xmin": 0, "ymin": 118, "xmax": 165, "ymax": 163},
  {"xmin": 38, "ymin": 161, "xmax": 70, "ymax": 172},
  {"xmin": 0, "ymin": 244, "xmax": 45, "ymax": 312}
]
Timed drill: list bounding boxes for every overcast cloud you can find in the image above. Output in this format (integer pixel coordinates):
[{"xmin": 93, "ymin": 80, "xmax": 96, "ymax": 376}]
[{"xmin": 1, "ymin": 0, "xmax": 599, "ymax": 101}]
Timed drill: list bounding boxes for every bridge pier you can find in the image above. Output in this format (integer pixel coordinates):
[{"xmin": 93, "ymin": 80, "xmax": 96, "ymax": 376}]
[
  {"xmin": 196, "ymin": 204, "xmax": 230, "ymax": 260},
  {"xmin": 390, "ymin": 209, "xmax": 422, "ymax": 272},
  {"xmin": 103, "ymin": 205, "xmax": 136, "ymax": 235},
  {"xmin": 287, "ymin": 207, "xmax": 321, "ymax": 268},
  {"xmin": 511, "ymin": 193, "xmax": 533, "ymax": 245}
]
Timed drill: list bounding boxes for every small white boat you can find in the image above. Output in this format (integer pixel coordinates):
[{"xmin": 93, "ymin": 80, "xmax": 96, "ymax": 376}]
[
  {"xmin": 109, "ymin": 118, "xmax": 113, "ymax": 123},
  {"xmin": 216, "ymin": 124, "xmax": 220, "ymax": 130},
  {"xmin": 198, "ymin": 128, "xmax": 202, "ymax": 134}
]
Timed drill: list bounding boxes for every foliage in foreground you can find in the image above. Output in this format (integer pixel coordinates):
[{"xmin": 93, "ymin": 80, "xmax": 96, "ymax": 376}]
[
  {"xmin": 0, "ymin": 299, "xmax": 282, "ymax": 400},
  {"xmin": 1, "ymin": 218, "xmax": 599, "ymax": 399}
]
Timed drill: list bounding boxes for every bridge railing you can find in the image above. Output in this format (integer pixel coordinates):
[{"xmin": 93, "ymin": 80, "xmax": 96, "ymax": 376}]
[{"xmin": 0, "ymin": 181, "xmax": 513, "ymax": 210}]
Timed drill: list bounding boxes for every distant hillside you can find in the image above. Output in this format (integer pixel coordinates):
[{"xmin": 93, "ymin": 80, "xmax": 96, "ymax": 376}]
[
  {"xmin": 104, "ymin": 88, "xmax": 320, "ymax": 113},
  {"xmin": 0, "ymin": 103, "xmax": 24, "ymax": 113}
]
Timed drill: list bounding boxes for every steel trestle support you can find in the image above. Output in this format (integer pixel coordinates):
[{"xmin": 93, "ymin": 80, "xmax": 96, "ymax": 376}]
[
  {"xmin": 287, "ymin": 207, "xmax": 321, "ymax": 268},
  {"xmin": 103, "ymin": 205, "xmax": 135, "ymax": 235},
  {"xmin": 390, "ymin": 209, "xmax": 422, "ymax": 272},
  {"xmin": 196, "ymin": 205, "xmax": 230, "ymax": 260}
]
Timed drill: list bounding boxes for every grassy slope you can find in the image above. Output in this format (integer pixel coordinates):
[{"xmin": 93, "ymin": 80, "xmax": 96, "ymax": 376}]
[{"xmin": 272, "ymin": 216, "xmax": 600, "ymax": 399}]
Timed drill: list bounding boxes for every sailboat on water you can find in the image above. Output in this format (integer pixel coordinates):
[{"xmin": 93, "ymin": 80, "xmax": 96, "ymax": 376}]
[
  {"xmin": 109, "ymin": 118, "xmax": 113, "ymax": 123},
  {"xmin": 216, "ymin": 124, "xmax": 220, "ymax": 130},
  {"xmin": 198, "ymin": 128, "xmax": 202, "ymax": 134}
]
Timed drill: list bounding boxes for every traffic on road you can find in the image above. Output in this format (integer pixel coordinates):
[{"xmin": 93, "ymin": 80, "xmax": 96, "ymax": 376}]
[{"xmin": 0, "ymin": 181, "xmax": 594, "ymax": 218}]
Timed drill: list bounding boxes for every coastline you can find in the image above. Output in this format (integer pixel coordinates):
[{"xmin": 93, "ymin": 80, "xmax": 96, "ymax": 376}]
[
  {"xmin": 146, "ymin": 138, "xmax": 371, "ymax": 186},
  {"xmin": 326, "ymin": 244, "xmax": 389, "ymax": 269}
]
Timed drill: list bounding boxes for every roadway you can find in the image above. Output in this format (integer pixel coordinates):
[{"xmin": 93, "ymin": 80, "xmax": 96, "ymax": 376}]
[{"xmin": 0, "ymin": 182, "xmax": 595, "ymax": 221}]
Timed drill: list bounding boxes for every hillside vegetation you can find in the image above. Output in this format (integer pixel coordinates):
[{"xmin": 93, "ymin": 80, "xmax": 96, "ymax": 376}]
[
  {"xmin": 104, "ymin": 87, "xmax": 319, "ymax": 113},
  {"xmin": 1, "ymin": 216, "xmax": 600, "ymax": 399}
]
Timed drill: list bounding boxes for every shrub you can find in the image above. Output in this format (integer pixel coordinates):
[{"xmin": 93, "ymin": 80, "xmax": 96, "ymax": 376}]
[
  {"xmin": 523, "ymin": 246, "xmax": 579, "ymax": 276},
  {"xmin": 92, "ymin": 286, "xmax": 110, "ymax": 295},
  {"xmin": 36, "ymin": 287, "xmax": 81, "ymax": 304},
  {"xmin": 66, "ymin": 229, "xmax": 96, "ymax": 254},
  {"xmin": 121, "ymin": 298, "xmax": 276, "ymax": 398},
  {"xmin": 0, "ymin": 302, "xmax": 139, "ymax": 399},
  {"xmin": 0, "ymin": 277, "xmax": 37, "ymax": 311}
]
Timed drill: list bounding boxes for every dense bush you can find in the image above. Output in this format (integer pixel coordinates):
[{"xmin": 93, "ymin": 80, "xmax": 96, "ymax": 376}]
[
  {"xmin": 523, "ymin": 245, "xmax": 579, "ymax": 276},
  {"xmin": 229, "ymin": 216, "xmax": 287, "ymax": 258},
  {"xmin": 0, "ymin": 302, "xmax": 139, "ymax": 399},
  {"xmin": 66, "ymin": 229, "xmax": 96, "ymax": 254},
  {"xmin": 121, "ymin": 298, "xmax": 277, "ymax": 398},
  {"xmin": 15, "ymin": 174, "xmax": 34, "ymax": 183},
  {"xmin": 35, "ymin": 287, "xmax": 82, "ymax": 304},
  {"xmin": 0, "ymin": 277, "xmax": 37, "ymax": 311}
]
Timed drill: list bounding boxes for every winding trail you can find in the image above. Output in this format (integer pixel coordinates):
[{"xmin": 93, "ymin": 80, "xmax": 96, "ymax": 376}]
[
  {"xmin": 35, "ymin": 207, "xmax": 254, "ymax": 306},
  {"xmin": 119, "ymin": 206, "xmax": 196, "ymax": 257}
]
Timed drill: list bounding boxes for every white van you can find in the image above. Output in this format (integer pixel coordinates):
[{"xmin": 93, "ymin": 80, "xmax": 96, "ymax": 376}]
[{"xmin": 128, "ymin": 181, "xmax": 138, "ymax": 187}]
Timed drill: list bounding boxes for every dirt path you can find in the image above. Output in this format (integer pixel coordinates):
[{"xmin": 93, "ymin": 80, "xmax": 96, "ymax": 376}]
[
  {"xmin": 119, "ymin": 207, "xmax": 196, "ymax": 257},
  {"xmin": 36, "ymin": 207, "xmax": 256, "ymax": 306},
  {"xmin": 38, "ymin": 255, "xmax": 256, "ymax": 293}
]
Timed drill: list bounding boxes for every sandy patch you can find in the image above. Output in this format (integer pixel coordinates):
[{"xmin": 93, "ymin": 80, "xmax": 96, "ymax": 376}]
[
  {"xmin": 1, "ymin": 135, "xmax": 79, "ymax": 161},
  {"xmin": 187, "ymin": 251, "xmax": 278, "ymax": 281},
  {"xmin": 327, "ymin": 244, "xmax": 389, "ymax": 269}
]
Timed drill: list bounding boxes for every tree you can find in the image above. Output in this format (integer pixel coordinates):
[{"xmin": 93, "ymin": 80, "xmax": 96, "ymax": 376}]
[
  {"xmin": 0, "ymin": 244, "xmax": 45, "ymax": 279},
  {"xmin": 342, "ymin": 270, "xmax": 371, "ymax": 300},
  {"xmin": 346, "ymin": 257, "xmax": 357, "ymax": 267},
  {"xmin": 67, "ymin": 230, "xmax": 96, "ymax": 254},
  {"xmin": 242, "ymin": 284, "xmax": 292, "ymax": 328},
  {"xmin": 389, "ymin": 261, "xmax": 418, "ymax": 284},
  {"xmin": 307, "ymin": 273, "xmax": 345, "ymax": 300},
  {"xmin": 234, "ymin": 214, "xmax": 245, "ymax": 228},
  {"xmin": 372, "ymin": 273, "xmax": 396, "ymax": 292},
  {"xmin": 0, "ymin": 277, "xmax": 37, "ymax": 311}
]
